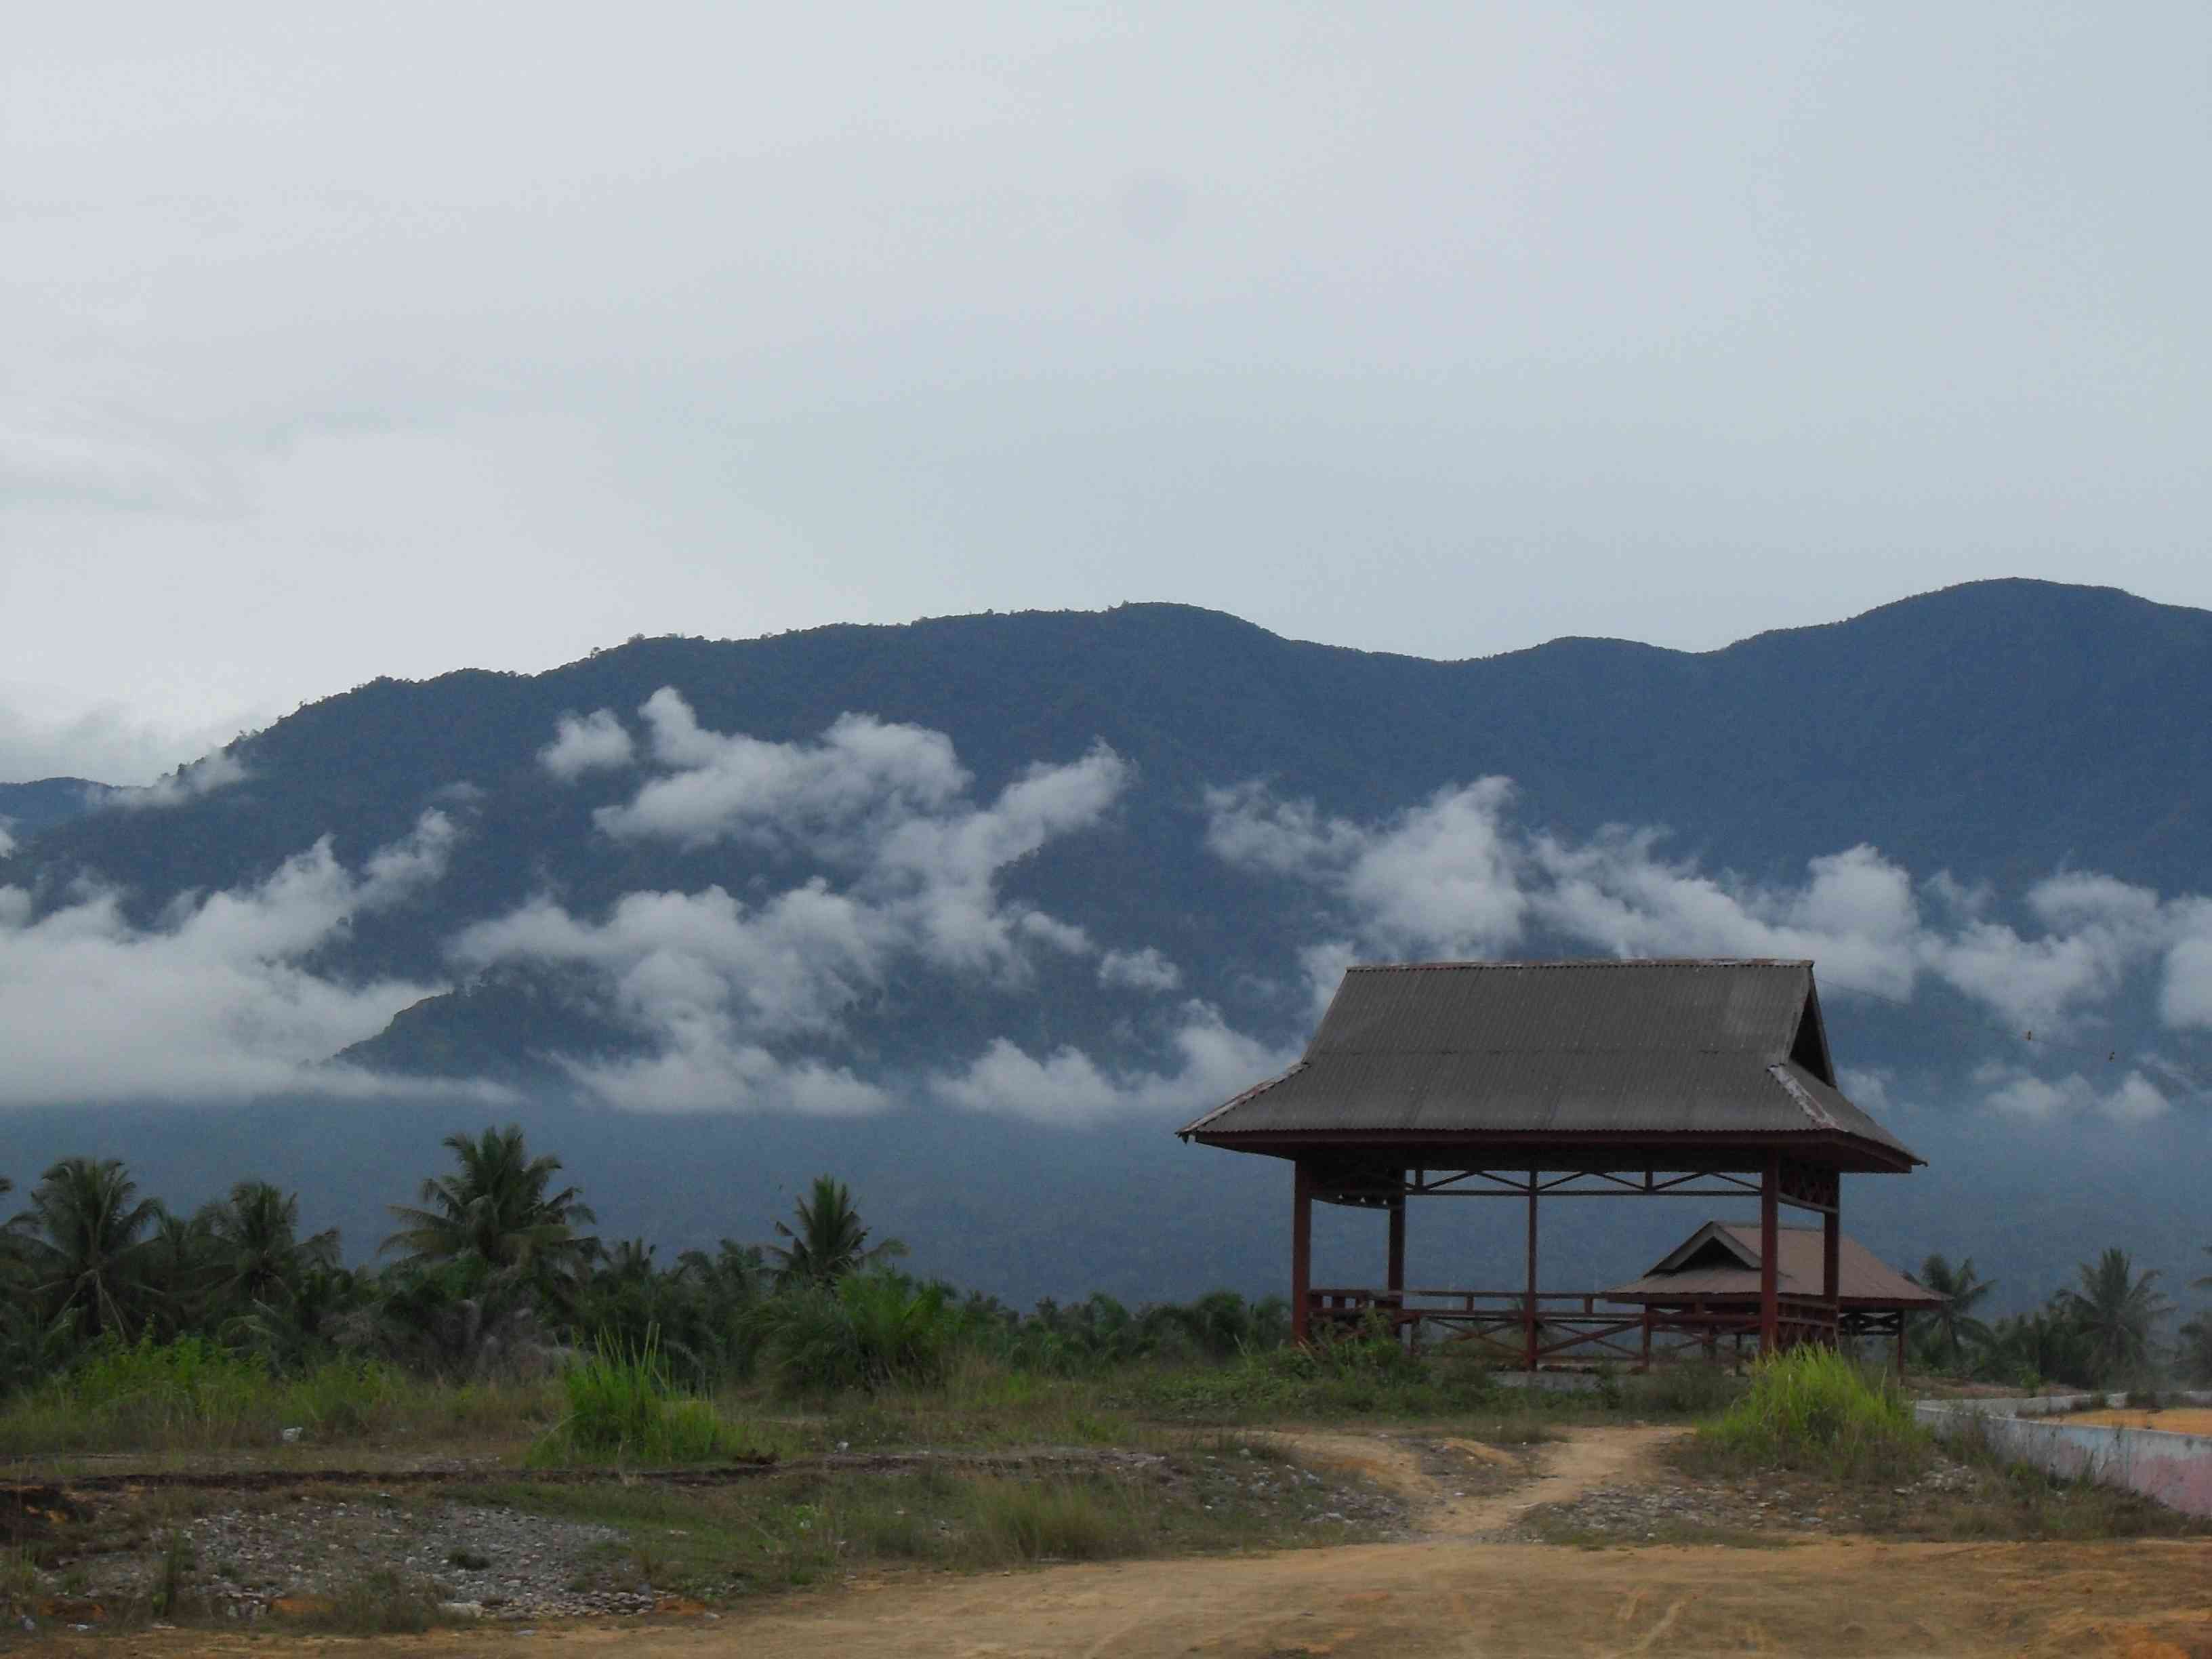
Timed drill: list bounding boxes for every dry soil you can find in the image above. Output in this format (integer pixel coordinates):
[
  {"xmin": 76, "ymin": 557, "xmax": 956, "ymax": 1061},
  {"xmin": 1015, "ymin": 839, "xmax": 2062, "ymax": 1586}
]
[{"xmin": 18, "ymin": 1427, "xmax": 2212, "ymax": 1658}]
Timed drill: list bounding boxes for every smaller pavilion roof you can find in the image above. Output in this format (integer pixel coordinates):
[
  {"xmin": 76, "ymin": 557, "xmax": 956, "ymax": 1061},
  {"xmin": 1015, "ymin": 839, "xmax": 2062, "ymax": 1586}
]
[{"xmin": 1605, "ymin": 1221, "xmax": 1943, "ymax": 1309}]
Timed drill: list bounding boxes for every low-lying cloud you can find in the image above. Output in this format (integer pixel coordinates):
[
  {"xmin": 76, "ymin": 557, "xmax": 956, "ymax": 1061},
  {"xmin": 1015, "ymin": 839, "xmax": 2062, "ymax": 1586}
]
[
  {"xmin": 0, "ymin": 811, "xmax": 463, "ymax": 1105},
  {"xmin": 1208, "ymin": 779, "xmax": 2212, "ymax": 1122},
  {"xmin": 539, "ymin": 709, "xmax": 634, "ymax": 780},
  {"xmin": 114, "ymin": 748, "xmax": 250, "ymax": 811},
  {"xmin": 14, "ymin": 698, "xmax": 2207, "ymax": 1131},
  {"xmin": 459, "ymin": 694, "xmax": 1155, "ymax": 1112},
  {"xmin": 931, "ymin": 1003, "xmax": 1293, "ymax": 1127}
]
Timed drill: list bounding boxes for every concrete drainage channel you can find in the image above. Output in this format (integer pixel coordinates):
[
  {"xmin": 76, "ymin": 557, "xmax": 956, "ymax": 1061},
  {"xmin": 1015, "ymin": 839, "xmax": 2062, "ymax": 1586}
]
[{"xmin": 1913, "ymin": 1389, "xmax": 2212, "ymax": 1517}]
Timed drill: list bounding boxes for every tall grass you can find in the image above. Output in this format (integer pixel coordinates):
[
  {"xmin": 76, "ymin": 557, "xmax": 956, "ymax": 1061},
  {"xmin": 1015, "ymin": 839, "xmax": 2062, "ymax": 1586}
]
[
  {"xmin": 0, "ymin": 1336, "xmax": 561, "ymax": 1457},
  {"xmin": 1692, "ymin": 1345, "xmax": 1929, "ymax": 1483},
  {"xmin": 964, "ymin": 1476, "xmax": 1153, "ymax": 1560},
  {"xmin": 526, "ymin": 1329, "xmax": 762, "ymax": 1466},
  {"xmin": 1132, "ymin": 1324, "xmax": 1502, "ymax": 1421}
]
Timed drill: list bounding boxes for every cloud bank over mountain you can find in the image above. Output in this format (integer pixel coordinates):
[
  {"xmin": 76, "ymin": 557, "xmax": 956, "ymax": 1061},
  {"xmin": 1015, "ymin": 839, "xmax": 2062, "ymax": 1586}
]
[
  {"xmin": 0, "ymin": 811, "xmax": 460, "ymax": 1103},
  {"xmin": 1204, "ymin": 779, "xmax": 2212, "ymax": 1125},
  {"xmin": 3, "ymin": 678, "xmax": 2207, "ymax": 1137}
]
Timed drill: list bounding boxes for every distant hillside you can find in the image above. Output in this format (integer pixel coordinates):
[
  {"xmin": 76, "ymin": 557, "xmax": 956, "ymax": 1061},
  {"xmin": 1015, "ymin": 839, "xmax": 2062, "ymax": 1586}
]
[
  {"xmin": 14, "ymin": 579, "xmax": 2211, "ymax": 900},
  {"xmin": 0, "ymin": 777, "xmax": 114, "ymax": 839},
  {"xmin": 3, "ymin": 578, "xmax": 2209, "ymax": 1310}
]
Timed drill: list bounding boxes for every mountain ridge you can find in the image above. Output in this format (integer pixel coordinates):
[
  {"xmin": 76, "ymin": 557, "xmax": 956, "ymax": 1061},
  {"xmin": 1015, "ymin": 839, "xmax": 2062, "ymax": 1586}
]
[{"xmin": 2, "ymin": 577, "xmax": 2207, "ymax": 1312}]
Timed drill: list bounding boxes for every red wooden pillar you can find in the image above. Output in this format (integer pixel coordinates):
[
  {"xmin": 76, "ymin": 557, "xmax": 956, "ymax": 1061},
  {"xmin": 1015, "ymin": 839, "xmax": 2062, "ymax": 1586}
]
[
  {"xmin": 1822, "ymin": 1187, "xmax": 1841, "ymax": 1350},
  {"xmin": 1759, "ymin": 1151, "xmax": 1780, "ymax": 1354},
  {"xmin": 1386, "ymin": 1189, "xmax": 1408, "ymax": 1350},
  {"xmin": 1386, "ymin": 1191, "xmax": 1406, "ymax": 1295},
  {"xmin": 1523, "ymin": 1174, "xmax": 1540, "ymax": 1372},
  {"xmin": 1290, "ymin": 1160, "xmax": 1313, "ymax": 1345}
]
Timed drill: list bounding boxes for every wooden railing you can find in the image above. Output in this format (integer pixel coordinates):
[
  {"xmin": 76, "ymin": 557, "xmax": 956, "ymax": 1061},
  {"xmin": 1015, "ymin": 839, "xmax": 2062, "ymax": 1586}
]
[{"xmin": 1306, "ymin": 1286, "xmax": 1841, "ymax": 1368}]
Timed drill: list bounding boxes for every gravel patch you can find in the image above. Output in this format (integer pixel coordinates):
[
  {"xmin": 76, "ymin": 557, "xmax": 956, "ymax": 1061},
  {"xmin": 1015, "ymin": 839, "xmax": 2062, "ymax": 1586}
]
[
  {"xmin": 65, "ymin": 1497, "xmax": 648, "ymax": 1621},
  {"xmin": 1501, "ymin": 1454, "xmax": 1980, "ymax": 1543},
  {"xmin": 1189, "ymin": 1448, "xmax": 1412, "ymax": 1534}
]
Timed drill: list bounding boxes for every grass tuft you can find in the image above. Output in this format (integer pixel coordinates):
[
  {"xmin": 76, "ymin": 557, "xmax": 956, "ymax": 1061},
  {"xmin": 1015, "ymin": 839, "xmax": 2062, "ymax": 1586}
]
[
  {"xmin": 966, "ymin": 1476, "xmax": 1151, "ymax": 1561},
  {"xmin": 1688, "ymin": 1345, "xmax": 1928, "ymax": 1483},
  {"xmin": 525, "ymin": 1328, "xmax": 767, "ymax": 1466}
]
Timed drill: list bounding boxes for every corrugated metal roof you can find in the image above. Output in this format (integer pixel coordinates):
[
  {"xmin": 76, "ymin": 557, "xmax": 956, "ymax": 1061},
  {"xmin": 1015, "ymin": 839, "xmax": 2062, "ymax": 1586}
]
[
  {"xmin": 1181, "ymin": 960, "xmax": 1918, "ymax": 1162},
  {"xmin": 1605, "ymin": 1221, "xmax": 1943, "ymax": 1306}
]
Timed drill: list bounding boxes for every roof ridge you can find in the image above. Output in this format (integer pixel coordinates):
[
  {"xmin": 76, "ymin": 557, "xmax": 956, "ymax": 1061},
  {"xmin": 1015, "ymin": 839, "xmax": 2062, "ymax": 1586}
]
[
  {"xmin": 1767, "ymin": 1061, "xmax": 1842, "ymax": 1131},
  {"xmin": 1343, "ymin": 958, "xmax": 1814, "ymax": 972}
]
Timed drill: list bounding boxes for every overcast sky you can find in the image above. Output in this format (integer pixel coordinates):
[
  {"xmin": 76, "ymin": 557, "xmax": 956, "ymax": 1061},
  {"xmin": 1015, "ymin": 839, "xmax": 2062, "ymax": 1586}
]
[{"xmin": 5, "ymin": 3, "xmax": 2208, "ymax": 783}]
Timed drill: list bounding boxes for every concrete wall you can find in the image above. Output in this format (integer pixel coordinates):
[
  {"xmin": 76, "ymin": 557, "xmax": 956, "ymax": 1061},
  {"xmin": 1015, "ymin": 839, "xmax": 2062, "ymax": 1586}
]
[{"xmin": 1914, "ymin": 1391, "xmax": 2212, "ymax": 1519}]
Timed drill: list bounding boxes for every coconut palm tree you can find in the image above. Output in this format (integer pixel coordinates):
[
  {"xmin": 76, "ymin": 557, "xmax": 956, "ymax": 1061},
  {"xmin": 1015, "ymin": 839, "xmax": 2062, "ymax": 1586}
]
[
  {"xmin": 381, "ymin": 1124, "xmax": 598, "ymax": 1282},
  {"xmin": 139, "ymin": 1204, "xmax": 218, "ymax": 1337},
  {"xmin": 2059, "ymin": 1247, "xmax": 2173, "ymax": 1382},
  {"xmin": 1910, "ymin": 1254, "xmax": 1996, "ymax": 1366},
  {"xmin": 206, "ymin": 1181, "xmax": 340, "ymax": 1310},
  {"xmin": 765, "ymin": 1176, "xmax": 905, "ymax": 1288},
  {"xmin": 9, "ymin": 1157, "xmax": 164, "ymax": 1342}
]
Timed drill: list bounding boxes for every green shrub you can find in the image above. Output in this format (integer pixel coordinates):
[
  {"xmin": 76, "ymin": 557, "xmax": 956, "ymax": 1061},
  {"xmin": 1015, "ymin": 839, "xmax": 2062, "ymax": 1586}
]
[
  {"xmin": 526, "ymin": 1328, "xmax": 749, "ymax": 1465},
  {"xmin": 1694, "ymin": 1344, "xmax": 1928, "ymax": 1483},
  {"xmin": 754, "ymin": 1273, "xmax": 962, "ymax": 1397}
]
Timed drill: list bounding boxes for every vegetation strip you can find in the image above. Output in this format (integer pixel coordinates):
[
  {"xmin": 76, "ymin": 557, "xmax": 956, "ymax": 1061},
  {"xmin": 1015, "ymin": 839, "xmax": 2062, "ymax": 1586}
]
[{"xmin": 0, "ymin": 1448, "xmax": 1178, "ymax": 1500}]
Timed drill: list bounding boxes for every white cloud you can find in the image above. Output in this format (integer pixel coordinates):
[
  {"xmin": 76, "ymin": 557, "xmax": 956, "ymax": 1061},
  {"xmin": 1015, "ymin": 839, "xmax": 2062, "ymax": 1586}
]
[
  {"xmin": 1020, "ymin": 912, "xmax": 1094, "ymax": 956},
  {"xmin": 113, "ymin": 747, "xmax": 249, "ymax": 811},
  {"xmin": 559, "ymin": 1039, "xmax": 888, "ymax": 1118},
  {"xmin": 933, "ymin": 1003, "xmax": 1295, "ymax": 1126},
  {"xmin": 2157, "ymin": 900, "xmax": 2212, "ymax": 1030},
  {"xmin": 463, "ymin": 703, "xmax": 1132, "ymax": 1111},
  {"xmin": 539, "ymin": 708, "xmax": 634, "ymax": 780},
  {"xmin": 1837, "ymin": 1067, "xmax": 1897, "ymax": 1118},
  {"xmin": 1534, "ymin": 836, "xmax": 1922, "ymax": 1000},
  {"xmin": 1921, "ymin": 871, "xmax": 2173, "ymax": 1032},
  {"xmin": 872, "ymin": 745, "xmax": 1126, "ymax": 973},
  {"xmin": 1207, "ymin": 777, "xmax": 2212, "ymax": 1040},
  {"xmin": 1099, "ymin": 946, "xmax": 1181, "ymax": 992},
  {"xmin": 1979, "ymin": 1065, "xmax": 2170, "ymax": 1124},
  {"xmin": 599, "ymin": 691, "xmax": 969, "ymax": 851},
  {"xmin": 0, "ymin": 822, "xmax": 13, "ymax": 859},
  {"xmin": 1206, "ymin": 779, "xmax": 1528, "ymax": 956},
  {"xmin": 0, "ymin": 811, "xmax": 461, "ymax": 1105}
]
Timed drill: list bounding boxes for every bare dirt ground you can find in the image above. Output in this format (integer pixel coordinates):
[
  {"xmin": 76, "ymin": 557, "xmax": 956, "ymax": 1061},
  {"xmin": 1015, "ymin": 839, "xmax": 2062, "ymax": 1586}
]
[{"xmin": 22, "ymin": 1425, "xmax": 2212, "ymax": 1658}]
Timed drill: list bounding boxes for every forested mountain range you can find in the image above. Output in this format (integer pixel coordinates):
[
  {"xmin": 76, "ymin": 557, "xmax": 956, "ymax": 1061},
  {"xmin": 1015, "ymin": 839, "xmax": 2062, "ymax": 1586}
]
[{"xmin": 3, "ymin": 578, "xmax": 2208, "ymax": 1314}]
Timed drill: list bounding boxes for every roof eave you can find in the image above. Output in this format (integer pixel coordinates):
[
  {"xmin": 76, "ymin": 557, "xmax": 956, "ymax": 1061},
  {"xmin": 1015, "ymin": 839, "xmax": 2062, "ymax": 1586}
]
[{"xmin": 1181, "ymin": 1126, "xmax": 1921, "ymax": 1174}]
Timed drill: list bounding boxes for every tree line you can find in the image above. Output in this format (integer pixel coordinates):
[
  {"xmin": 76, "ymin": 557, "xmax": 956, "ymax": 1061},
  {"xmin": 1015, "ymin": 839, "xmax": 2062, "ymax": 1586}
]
[
  {"xmin": 1910, "ymin": 1250, "xmax": 2212, "ymax": 1389},
  {"xmin": 0, "ymin": 1126, "xmax": 1291, "ymax": 1396},
  {"xmin": 3, "ymin": 1126, "xmax": 2207, "ymax": 1397}
]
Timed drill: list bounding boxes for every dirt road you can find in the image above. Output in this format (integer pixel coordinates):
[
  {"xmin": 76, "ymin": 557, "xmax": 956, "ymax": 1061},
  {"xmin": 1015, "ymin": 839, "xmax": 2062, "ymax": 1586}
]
[{"xmin": 43, "ymin": 1429, "xmax": 2212, "ymax": 1658}]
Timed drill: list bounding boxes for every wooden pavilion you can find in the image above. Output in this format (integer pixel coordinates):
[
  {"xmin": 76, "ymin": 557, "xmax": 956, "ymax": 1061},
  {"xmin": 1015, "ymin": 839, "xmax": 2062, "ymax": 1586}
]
[
  {"xmin": 1179, "ymin": 959, "xmax": 1922, "ymax": 1365},
  {"xmin": 1605, "ymin": 1220, "xmax": 1944, "ymax": 1374}
]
